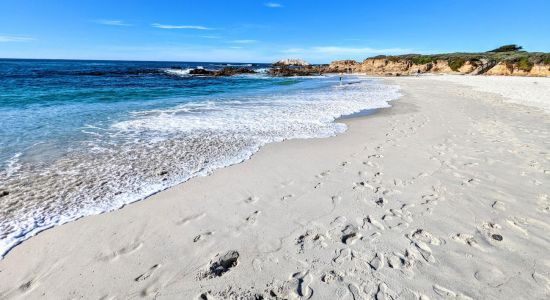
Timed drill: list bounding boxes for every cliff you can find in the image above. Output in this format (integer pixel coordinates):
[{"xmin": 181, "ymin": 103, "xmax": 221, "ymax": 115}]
[{"xmin": 328, "ymin": 48, "xmax": 550, "ymax": 77}]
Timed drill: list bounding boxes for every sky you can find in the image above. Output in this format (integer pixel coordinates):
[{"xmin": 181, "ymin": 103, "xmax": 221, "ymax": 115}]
[{"xmin": 1, "ymin": 0, "xmax": 549, "ymax": 63}]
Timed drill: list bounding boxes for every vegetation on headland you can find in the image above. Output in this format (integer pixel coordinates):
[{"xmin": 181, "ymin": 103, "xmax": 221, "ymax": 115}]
[
  {"xmin": 371, "ymin": 45, "xmax": 549, "ymax": 67},
  {"xmin": 488, "ymin": 44, "xmax": 522, "ymax": 52}
]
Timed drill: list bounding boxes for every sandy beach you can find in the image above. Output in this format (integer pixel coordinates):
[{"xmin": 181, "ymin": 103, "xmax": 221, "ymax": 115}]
[{"xmin": 1, "ymin": 75, "xmax": 549, "ymax": 299}]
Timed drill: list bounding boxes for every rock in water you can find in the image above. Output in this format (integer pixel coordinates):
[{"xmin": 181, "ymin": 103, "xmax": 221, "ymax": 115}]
[{"xmin": 272, "ymin": 58, "xmax": 310, "ymax": 66}]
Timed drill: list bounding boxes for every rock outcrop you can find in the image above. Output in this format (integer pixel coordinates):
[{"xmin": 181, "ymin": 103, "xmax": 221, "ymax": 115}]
[
  {"xmin": 327, "ymin": 57, "xmax": 549, "ymax": 77},
  {"xmin": 268, "ymin": 65, "xmax": 331, "ymax": 77},
  {"xmin": 189, "ymin": 67, "xmax": 256, "ymax": 76},
  {"xmin": 329, "ymin": 60, "xmax": 359, "ymax": 72},
  {"xmin": 273, "ymin": 59, "xmax": 310, "ymax": 67},
  {"xmin": 270, "ymin": 47, "xmax": 549, "ymax": 77}
]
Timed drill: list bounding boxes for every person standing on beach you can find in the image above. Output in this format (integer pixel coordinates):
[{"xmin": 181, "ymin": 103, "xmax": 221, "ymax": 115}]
[{"xmin": 339, "ymin": 72, "xmax": 343, "ymax": 85}]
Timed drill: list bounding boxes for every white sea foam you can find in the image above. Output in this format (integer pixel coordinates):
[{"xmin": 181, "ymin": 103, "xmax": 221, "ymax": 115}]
[
  {"xmin": 0, "ymin": 76, "xmax": 401, "ymax": 259},
  {"xmin": 162, "ymin": 68, "xmax": 193, "ymax": 76}
]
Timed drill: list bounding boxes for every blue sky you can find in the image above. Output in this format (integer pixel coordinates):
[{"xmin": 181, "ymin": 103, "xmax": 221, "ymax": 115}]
[{"xmin": 1, "ymin": 0, "xmax": 549, "ymax": 63}]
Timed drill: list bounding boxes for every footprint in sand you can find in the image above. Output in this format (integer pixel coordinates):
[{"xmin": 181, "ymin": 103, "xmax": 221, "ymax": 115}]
[
  {"xmin": 135, "ymin": 264, "xmax": 160, "ymax": 282},
  {"xmin": 491, "ymin": 200, "xmax": 506, "ymax": 211},
  {"xmin": 387, "ymin": 253, "xmax": 407, "ymax": 270},
  {"xmin": 341, "ymin": 225, "xmax": 361, "ymax": 245},
  {"xmin": 348, "ymin": 282, "xmax": 368, "ymax": 300},
  {"xmin": 537, "ymin": 194, "xmax": 549, "ymax": 213},
  {"xmin": 98, "ymin": 240, "xmax": 143, "ymax": 262},
  {"xmin": 407, "ymin": 229, "xmax": 444, "ymax": 246},
  {"xmin": 244, "ymin": 196, "xmax": 259, "ymax": 204},
  {"xmin": 333, "ymin": 248, "xmax": 352, "ymax": 264},
  {"xmin": 474, "ymin": 266, "xmax": 508, "ymax": 287},
  {"xmin": 281, "ymin": 194, "xmax": 294, "ymax": 201},
  {"xmin": 299, "ymin": 231, "xmax": 329, "ymax": 253},
  {"xmin": 201, "ymin": 250, "xmax": 240, "ymax": 279},
  {"xmin": 279, "ymin": 180, "xmax": 295, "ymax": 188},
  {"xmin": 413, "ymin": 241, "xmax": 435, "ymax": 263},
  {"xmin": 505, "ymin": 216, "xmax": 529, "ymax": 236},
  {"xmin": 369, "ymin": 253, "xmax": 384, "ymax": 271},
  {"xmin": 193, "ymin": 231, "xmax": 214, "ymax": 243},
  {"xmin": 420, "ymin": 194, "xmax": 442, "ymax": 205},
  {"xmin": 353, "ymin": 181, "xmax": 374, "ymax": 191},
  {"xmin": 432, "ymin": 285, "xmax": 473, "ymax": 299},
  {"xmin": 245, "ymin": 210, "xmax": 261, "ymax": 225},
  {"xmin": 331, "ymin": 195, "xmax": 342, "ymax": 207},
  {"xmin": 452, "ymin": 233, "xmax": 482, "ymax": 250},
  {"xmin": 177, "ymin": 212, "xmax": 206, "ymax": 226},
  {"xmin": 375, "ymin": 282, "xmax": 396, "ymax": 300},
  {"xmin": 316, "ymin": 170, "xmax": 331, "ymax": 178},
  {"xmin": 365, "ymin": 215, "xmax": 385, "ymax": 231},
  {"xmin": 270, "ymin": 271, "xmax": 314, "ymax": 300},
  {"xmin": 321, "ymin": 270, "xmax": 344, "ymax": 284}
]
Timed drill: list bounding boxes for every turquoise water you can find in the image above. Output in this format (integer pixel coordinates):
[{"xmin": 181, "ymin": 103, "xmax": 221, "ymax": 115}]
[{"xmin": 0, "ymin": 59, "xmax": 400, "ymax": 257}]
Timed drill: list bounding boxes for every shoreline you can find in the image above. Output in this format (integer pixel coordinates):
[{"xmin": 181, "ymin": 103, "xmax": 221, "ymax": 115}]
[
  {"xmin": 0, "ymin": 79, "xmax": 389, "ymax": 260},
  {"xmin": 1, "ymin": 76, "xmax": 549, "ymax": 299},
  {"xmin": 0, "ymin": 75, "xmax": 400, "ymax": 260}
]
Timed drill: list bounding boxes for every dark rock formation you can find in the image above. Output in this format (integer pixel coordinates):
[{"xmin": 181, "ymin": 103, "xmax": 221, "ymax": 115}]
[{"xmin": 189, "ymin": 67, "xmax": 256, "ymax": 76}]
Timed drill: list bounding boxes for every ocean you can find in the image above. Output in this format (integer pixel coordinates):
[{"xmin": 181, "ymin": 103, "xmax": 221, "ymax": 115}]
[{"xmin": 0, "ymin": 59, "xmax": 400, "ymax": 257}]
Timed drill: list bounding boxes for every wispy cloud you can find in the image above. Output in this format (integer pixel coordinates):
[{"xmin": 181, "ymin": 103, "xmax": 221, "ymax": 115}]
[
  {"xmin": 278, "ymin": 46, "xmax": 412, "ymax": 62},
  {"xmin": 282, "ymin": 48, "xmax": 305, "ymax": 53},
  {"xmin": 282, "ymin": 46, "xmax": 410, "ymax": 56},
  {"xmin": 230, "ymin": 39, "xmax": 258, "ymax": 44},
  {"xmin": 200, "ymin": 35, "xmax": 221, "ymax": 39},
  {"xmin": 264, "ymin": 2, "xmax": 283, "ymax": 8},
  {"xmin": 0, "ymin": 35, "xmax": 35, "ymax": 42},
  {"xmin": 95, "ymin": 20, "xmax": 131, "ymax": 26},
  {"xmin": 229, "ymin": 46, "xmax": 243, "ymax": 49},
  {"xmin": 151, "ymin": 23, "xmax": 212, "ymax": 30},
  {"xmin": 311, "ymin": 46, "xmax": 410, "ymax": 55}
]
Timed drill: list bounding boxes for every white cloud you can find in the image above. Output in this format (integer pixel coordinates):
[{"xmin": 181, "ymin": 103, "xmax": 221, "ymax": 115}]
[
  {"xmin": 151, "ymin": 23, "xmax": 211, "ymax": 30},
  {"xmin": 0, "ymin": 35, "xmax": 35, "ymax": 42},
  {"xmin": 95, "ymin": 20, "xmax": 131, "ymax": 26},
  {"xmin": 230, "ymin": 39, "xmax": 258, "ymax": 44},
  {"xmin": 265, "ymin": 2, "xmax": 283, "ymax": 8},
  {"xmin": 229, "ymin": 46, "xmax": 243, "ymax": 49},
  {"xmin": 200, "ymin": 35, "xmax": 221, "ymax": 39}
]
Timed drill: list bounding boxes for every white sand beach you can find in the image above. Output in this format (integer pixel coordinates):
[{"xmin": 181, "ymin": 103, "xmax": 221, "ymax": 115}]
[{"xmin": 0, "ymin": 76, "xmax": 549, "ymax": 299}]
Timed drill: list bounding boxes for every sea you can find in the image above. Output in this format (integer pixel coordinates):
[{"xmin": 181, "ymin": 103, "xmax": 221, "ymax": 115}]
[{"xmin": 0, "ymin": 59, "xmax": 400, "ymax": 257}]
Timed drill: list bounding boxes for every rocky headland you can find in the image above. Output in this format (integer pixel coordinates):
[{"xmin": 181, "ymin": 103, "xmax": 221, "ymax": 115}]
[{"xmin": 278, "ymin": 45, "xmax": 550, "ymax": 77}]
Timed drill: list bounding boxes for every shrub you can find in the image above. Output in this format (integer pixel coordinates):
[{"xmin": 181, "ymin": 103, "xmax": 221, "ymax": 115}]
[
  {"xmin": 489, "ymin": 44, "xmax": 522, "ymax": 52},
  {"xmin": 448, "ymin": 57, "xmax": 466, "ymax": 71},
  {"xmin": 410, "ymin": 56, "xmax": 435, "ymax": 65},
  {"xmin": 516, "ymin": 56, "xmax": 533, "ymax": 71},
  {"xmin": 386, "ymin": 56, "xmax": 401, "ymax": 62}
]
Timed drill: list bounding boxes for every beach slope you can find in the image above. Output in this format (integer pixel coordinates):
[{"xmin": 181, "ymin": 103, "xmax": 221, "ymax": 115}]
[{"xmin": 0, "ymin": 76, "xmax": 549, "ymax": 299}]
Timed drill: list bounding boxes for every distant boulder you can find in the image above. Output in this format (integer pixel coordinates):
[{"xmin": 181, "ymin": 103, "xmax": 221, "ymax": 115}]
[
  {"xmin": 272, "ymin": 59, "xmax": 310, "ymax": 67},
  {"xmin": 214, "ymin": 67, "xmax": 256, "ymax": 76}
]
